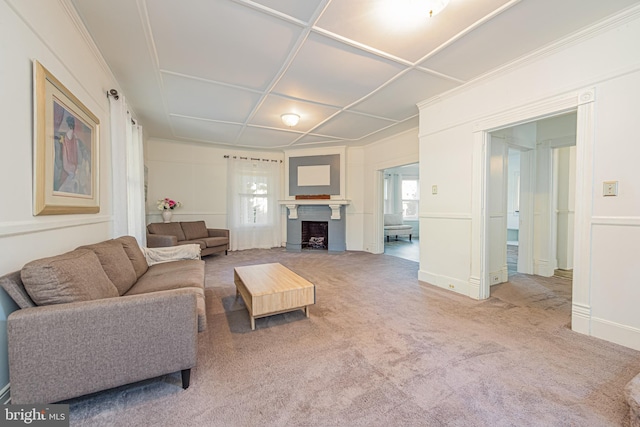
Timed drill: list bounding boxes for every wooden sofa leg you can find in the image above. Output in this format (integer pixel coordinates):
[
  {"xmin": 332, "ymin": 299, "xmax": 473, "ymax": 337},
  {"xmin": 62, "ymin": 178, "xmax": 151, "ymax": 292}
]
[
  {"xmin": 181, "ymin": 369, "xmax": 191, "ymax": 389},
  {"xmin": 410, "ymin": 234, "xmax": 412, "ymax": 241},
  {"xmin": 225, "ymin": 250, "xmax": 228, "ymax": 255}
]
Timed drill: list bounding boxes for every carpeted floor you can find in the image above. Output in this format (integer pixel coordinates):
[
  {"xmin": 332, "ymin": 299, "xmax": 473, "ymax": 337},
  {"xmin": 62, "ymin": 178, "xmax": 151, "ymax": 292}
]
[{"xmin": 67, "ymin": 249, "xmax": 640, "ymax": 426}]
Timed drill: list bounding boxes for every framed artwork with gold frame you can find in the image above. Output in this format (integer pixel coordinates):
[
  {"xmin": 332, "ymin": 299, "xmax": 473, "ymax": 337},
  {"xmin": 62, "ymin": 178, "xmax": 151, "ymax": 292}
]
[{"xmin": 33, "ymin": 60, "xmax": 100, "ymax": 215}]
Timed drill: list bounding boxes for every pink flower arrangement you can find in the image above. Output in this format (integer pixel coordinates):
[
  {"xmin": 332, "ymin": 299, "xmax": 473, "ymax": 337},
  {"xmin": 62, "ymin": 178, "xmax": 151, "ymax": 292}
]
[{"xmin": 157, "ymin": 198, "xmax": 182, "ymax": 210}]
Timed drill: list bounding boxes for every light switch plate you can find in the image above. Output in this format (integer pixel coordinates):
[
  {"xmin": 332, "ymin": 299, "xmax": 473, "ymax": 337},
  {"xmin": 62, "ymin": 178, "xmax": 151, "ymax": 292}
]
[
  {"xmin": 432, "ymin": 185, "xmax": 438, "ymax": 195},
  {"xmin": 603, "ymin": 181, "xmax": 618, "ymax": 196}
]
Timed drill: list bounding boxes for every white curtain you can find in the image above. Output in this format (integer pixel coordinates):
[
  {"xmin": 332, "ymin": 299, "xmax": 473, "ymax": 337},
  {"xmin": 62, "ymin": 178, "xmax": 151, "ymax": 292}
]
[
  {"xmin": 227, "ymin": 158, "xmax": 281, "ymax": 251},
  {"xmin": 109, "ymin": 94, "xmax": 146, "ymax": 245}
]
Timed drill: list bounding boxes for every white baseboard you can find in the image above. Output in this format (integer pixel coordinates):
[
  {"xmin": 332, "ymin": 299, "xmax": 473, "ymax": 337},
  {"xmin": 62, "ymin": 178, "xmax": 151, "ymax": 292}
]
[
  {"xmin": 534, "ymin": 259, "xmax": 555, "ymax": 277},
  {"xmin": 418, "ymin": 270, "xmax": 469, "ymax": 296},
  {"xmin": 591, "ymin": 317, "xmax": 640, "ymax": 351},
  {"xmin": 571, "ymin": 302, "xmax": 591, "ymax": 335},
  {"xmin": 0, "ymin": 382, "xmax": 10, "ymax": 404}
]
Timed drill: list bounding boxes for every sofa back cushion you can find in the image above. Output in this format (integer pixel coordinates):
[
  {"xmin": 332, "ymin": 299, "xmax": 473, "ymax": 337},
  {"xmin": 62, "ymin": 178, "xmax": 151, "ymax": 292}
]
[
  {"xmin": 181, "ymin": 221, "xmax": 208, "ymax": 240},
  {"xmin": 21, "ymin": 249, "xmax": 119, "ymax": 306},
  {"xmin": 384, "ymin": 213, "xmax": 403, "ymax": 226},
  {"xmin": 148, "ymin": 222, "xmax": 186, "ymax": 241},
  {"xmin": 0, "ymin": 271, "xmax": 36, "ymax": 309},
  {"xmin": 78, "ymin": 240, "xmax": 138, "ymax": 295},
  {"xmin": 115, "ymin": 236, "xmax": 149, "ymax": 279}
]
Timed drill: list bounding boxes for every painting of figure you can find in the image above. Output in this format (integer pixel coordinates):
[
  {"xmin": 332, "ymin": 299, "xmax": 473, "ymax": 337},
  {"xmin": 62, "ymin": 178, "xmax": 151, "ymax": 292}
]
[
  {"xmin": 53, "ymin": 100, "xmax": 92, "ymax": 196},
  {"xmin": 33, "ymin": 60, "xmax": 99, "ymax": 215}
]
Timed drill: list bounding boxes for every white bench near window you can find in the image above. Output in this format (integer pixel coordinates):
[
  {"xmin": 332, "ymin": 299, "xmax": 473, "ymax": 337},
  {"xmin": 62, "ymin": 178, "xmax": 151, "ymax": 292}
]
[{"xmin": 384, "ymin": 213, "xmax": 413, "ymax": 242}]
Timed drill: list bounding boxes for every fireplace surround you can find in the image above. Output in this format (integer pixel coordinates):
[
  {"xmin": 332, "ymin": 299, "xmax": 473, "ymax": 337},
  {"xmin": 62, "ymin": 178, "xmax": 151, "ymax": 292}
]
[{"xmin": 281, "ymin": 200, "xmax": 348, "ymax": 253}]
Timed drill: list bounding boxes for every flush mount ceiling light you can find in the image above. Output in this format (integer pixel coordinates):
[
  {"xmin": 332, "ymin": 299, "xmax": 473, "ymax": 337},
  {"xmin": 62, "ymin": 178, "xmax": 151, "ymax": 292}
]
[
  {"xmin": 378, "ymin": 0, "xmax": 450, "ymax": 28},
  {"xmin": 281, "ymin": 113, "xmax": 300, "ymax": 127},
  {"xmin": 425, "ymin": 0, "xmax": 450, "ymax": 17}
]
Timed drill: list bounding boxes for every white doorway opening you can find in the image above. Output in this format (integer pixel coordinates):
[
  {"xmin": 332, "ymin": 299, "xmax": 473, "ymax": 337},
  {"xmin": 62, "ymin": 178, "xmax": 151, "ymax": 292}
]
[{"xmin": 472, "ymin": 88, "xmax": 594, "ymax": 336}]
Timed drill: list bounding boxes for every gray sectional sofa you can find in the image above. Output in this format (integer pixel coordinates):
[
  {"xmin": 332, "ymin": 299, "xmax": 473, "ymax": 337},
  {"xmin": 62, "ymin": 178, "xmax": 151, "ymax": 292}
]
[
  {"xmin": 0, "ymin": 235, "xmax": 206, "ymax": 404},
  {"xmin": 147, "ymin": 220, "xmax": 229, "ymax": 257}
]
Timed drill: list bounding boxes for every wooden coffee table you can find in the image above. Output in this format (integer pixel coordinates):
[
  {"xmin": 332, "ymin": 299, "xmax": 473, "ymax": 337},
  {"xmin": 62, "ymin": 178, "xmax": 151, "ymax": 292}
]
[{"xmin": 234, "ymin": 263, "xmax": 316, "ymax": 330}]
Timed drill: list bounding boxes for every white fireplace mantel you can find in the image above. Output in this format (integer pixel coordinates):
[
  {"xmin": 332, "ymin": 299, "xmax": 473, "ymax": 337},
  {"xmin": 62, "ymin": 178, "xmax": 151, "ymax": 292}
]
[{"xmin": 278, "ymin": 199, "xmax": 350, "ymax": 220}]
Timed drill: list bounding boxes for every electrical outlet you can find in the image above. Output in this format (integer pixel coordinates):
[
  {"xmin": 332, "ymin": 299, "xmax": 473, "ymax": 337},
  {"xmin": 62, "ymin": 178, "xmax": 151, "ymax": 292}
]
[
  {"xmin": 603, "ymin": 181, "xmax": 618, "ymax": 196},
  {"xmin": 492, "ymin": 275, "xmax": 500, "ymax": 284},
  {"xmin": 449, "ymin": 284, "xmax": 455, "ymax": 289}
]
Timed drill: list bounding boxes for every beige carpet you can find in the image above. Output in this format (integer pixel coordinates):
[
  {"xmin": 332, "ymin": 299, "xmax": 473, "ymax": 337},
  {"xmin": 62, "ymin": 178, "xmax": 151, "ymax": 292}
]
[{"xmin": 67, "ymin": 249, "xmax": 640, "ymax": 426}]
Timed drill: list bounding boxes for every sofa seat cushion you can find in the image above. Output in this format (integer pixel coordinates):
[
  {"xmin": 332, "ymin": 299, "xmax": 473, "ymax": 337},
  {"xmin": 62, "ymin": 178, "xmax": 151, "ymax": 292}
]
[
  {"xmin": 148, "ymin": 222, "xmax": 186, "ymax": 242},
  {"xmin": 181, "ymin": 221, "xmax": 208, "ymax": 240},
  {"xmin": 384, "ymin": 225, "xmax": 412, "ymax": 231},
  {"xmin": 201, "ymin": 236, "xmax": 229, "ymax": 248},
  {"xmin": 126, "ymin": 260, "xmax": 207, "ymax": 331},
  {"xmin": 126, "ymin": 260, "xmax": 204, "ymax": 295},
  {"xmin": 78, "ymin": 240, "xmax": 137, "ymax": 295},
  {"xmin": 115, "ymin": 236, "xmax": 149, "ymax": 279},
  {"xmin": 21, "ymin": 249, "xmax": 119, "ymax": 306}
]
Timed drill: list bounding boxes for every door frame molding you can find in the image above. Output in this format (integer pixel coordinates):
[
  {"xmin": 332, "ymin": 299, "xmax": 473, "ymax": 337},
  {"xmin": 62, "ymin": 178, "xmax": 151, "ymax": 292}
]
[{"xmin": 470, "ymin": 88, "xmax": 595, "ymax": 335}]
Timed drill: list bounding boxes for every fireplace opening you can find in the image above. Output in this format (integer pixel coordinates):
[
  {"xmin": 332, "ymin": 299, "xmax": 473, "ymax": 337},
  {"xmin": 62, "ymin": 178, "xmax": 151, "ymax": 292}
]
[{"xmin": 301, "ymin": 221, "xmax": 328, "ymax": 250}]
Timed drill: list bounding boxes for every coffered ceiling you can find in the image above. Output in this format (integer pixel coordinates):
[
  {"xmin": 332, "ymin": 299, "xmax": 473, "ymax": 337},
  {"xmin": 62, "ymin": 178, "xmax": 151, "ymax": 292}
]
[{"xmin": 70, "ymin": 0, "xmax": 638, "ymax": 150}]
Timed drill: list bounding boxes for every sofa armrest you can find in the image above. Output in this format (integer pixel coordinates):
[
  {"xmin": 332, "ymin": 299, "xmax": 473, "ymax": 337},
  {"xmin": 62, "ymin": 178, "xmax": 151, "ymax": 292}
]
[
  {"xmin": 147, "ymin": 233, "xmax": 178, "ymax": 248},
  {"xmin": 7, "ymin": 289, "xmax": 198, "ymax": 404},
  {"xmin": 207, "ymin": 228, "xmax": 229, "ymax": 238}
]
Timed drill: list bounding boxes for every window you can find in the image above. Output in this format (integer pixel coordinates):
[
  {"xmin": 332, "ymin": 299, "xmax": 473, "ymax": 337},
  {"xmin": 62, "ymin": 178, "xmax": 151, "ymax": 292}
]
[
  {"xmin": 227, "ymin": 159, "xmax": 281, "ymax": 250},
  {"xmin": 401, "ymin": 179, "xmax": 419, "ymax": 219},
  {"xmin": 238, "ymin": 173, "xmax": 270, "ymax": 225}
]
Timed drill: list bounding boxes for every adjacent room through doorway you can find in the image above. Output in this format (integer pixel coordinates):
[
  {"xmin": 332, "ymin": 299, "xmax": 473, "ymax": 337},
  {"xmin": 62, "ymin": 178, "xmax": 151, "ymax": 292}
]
[
  {"xmin": 488, "ymin": 112, "xmax": 577, "ymax": 295},
  {"xmin": 382, "ymin": 163, "xmax": 419, "ymax": 262}
]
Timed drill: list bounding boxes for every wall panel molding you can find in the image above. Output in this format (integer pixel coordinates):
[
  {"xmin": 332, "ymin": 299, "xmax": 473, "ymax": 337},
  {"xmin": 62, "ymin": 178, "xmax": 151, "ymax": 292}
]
[
  {"xmin": 591, "ymin": 216, "xmax": 640, "ymax": 226},
  {"xmin": 0, "ymin": 216, "xmax": 111, "ymax": 238},
  {"xmin": 420, "ymin": 213, "xmax": 472, "ymax": 220}
]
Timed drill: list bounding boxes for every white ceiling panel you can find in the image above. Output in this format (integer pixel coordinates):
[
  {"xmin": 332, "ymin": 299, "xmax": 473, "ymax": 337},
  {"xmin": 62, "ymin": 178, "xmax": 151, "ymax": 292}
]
[
  {"xmin": 72, "ymin": 0, "xmax": 637, "ymax": 149},
  {"xmin": 312, "ymin": 111, "xmax": 396, "ymax": 140},
  {"xmin": 250, "ymin": 95, "xmax": 340, "ymax": 132},
  {"xmin": 317, "ymin": 0, "xmax": 513, "ymax": 63},
  {"xmin": 420, "ymin": 0, "xmax": 640, "ymax": 81},
  {"xmin": 236, "ymin": 126, "xmax": 303, "ymax": 148},
  {"xmin": 170, "ymin": 115, "xmax": 242, "ymax": 144},
  {"xmin": 148, "ymin": 0, "xmax": 303, "ymax": 90},
  {"xmin": 349, "ymin": 69, "xmax": 461, "ymax": 121},
  {"xmin": 162, "ymin": 72, "xmax": 261, "ymax": 123},
  {"xmin": 273, "ymin": 32, "xmax": 406, "ymax": 107},
  {"xmin": 250, "ymin": 0, "xmax": 325, "ymax": 22},
  {"xmin": 71, "ymin": 0, "xmax": 172, "ymax": 136}
]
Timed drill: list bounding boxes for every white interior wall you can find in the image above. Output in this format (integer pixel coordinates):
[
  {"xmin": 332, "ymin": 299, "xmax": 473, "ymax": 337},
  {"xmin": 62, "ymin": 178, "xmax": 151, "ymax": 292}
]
[
  {"xmin": 555, "ymin": 146, "xmax": 576, "ymax": 270},
  {"xmin": 0, "ymin": 0, "xmax": 121, "ymax": 391},
  {"xmin": 144, "ymin": 138, "xmax": 285, "ymax": 241},
  {"xmin": 488, "ymin": 137, "xmax": 508, "ymax": 285},
  {"xmin": 533, "ymin": 140, "xmax": 555, "ymax": 276},
  {"xmin": 507, "ymin": 149, "xmax": 520, "ymax": 235},
  {"xmin": 418, "ymin": 7, "xmax": 640, "ymax": 350},
  {"xmin": 362, "ymin": 129, "xmax": 419, "ymax": 253},
  {"xmin": 345, "ymin": 147, "xmax": 365, "ymax": 251}
]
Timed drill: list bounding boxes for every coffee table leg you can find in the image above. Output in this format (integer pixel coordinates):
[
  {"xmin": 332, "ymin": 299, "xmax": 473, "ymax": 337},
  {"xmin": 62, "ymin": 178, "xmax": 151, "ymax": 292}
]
[
  {"xmin": 251, "ymin": 316, "xmax": 255, "ymax": 330},
  {"xmin": 305, "ymin": 305, "xmax": 310, "ymax": 318}
]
